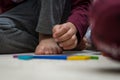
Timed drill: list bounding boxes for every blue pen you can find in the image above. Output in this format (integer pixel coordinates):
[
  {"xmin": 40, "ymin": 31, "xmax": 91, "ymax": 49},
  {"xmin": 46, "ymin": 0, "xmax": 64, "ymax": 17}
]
[{"xmin": 13, "ymin": 55, "xmax": 67, "ymax": 60}]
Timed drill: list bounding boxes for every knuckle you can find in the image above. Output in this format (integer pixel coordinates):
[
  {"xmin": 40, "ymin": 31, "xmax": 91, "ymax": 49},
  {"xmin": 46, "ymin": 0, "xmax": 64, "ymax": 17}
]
[{"xmin": 71, "ymin": 36, "xmax": 76, "ymax": 42}]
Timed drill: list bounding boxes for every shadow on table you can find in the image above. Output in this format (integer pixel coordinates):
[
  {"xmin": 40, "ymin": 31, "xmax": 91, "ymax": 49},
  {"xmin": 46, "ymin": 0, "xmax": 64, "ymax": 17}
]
[{"xmin": 97, "ymin": 68, "xmax": 120, "ymax": 74}]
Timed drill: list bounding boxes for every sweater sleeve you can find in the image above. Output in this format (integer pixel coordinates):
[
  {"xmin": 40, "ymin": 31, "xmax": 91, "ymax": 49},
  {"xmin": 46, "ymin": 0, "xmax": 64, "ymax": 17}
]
[{"xmin": 67, "ymin": 0, "xmax": 92, "ymax": 41}]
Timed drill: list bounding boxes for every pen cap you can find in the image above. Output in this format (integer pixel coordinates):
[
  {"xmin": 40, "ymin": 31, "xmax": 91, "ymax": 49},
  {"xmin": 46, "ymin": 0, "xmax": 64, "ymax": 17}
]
[{"xmin": 90, "ymin": 0, "xmax": 120, "ymax": 61}]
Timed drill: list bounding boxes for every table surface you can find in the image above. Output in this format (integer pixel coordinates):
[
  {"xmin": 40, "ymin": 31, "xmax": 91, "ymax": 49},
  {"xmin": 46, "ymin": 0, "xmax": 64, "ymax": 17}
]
[{"xmin": 0, "ymin": 50, "xmax": 120, "ymax": 80}]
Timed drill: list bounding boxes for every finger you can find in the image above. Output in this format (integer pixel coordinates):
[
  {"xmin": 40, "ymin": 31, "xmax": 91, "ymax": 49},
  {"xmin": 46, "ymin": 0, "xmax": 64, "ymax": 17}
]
[
  {"xmin": 55, "ymin": 28, "xmax": 75, "ymax": 42},
  {"xmin": 63, "ymin": 38, "xmax": 78, "ymax": 50},
  {"xmin": 59, "ymin": 35, "xmax": 77, "ymax": 48},
  {"xmin": 63, "ymin": 40, "xmax": 77, "ymax": 50},
  {"xmin": 53, "ymin": 25, "xmax": 63, "ymax": 38},
  {"xmin": 53, "ymin": 25, "xmax": 70, "ymax": 38}
]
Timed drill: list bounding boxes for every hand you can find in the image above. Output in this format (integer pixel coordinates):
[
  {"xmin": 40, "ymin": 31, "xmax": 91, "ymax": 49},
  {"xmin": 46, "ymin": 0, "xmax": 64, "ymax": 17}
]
[{"xmin": 53, "ymin": 22, "xmax": 78, "ymax": 50}]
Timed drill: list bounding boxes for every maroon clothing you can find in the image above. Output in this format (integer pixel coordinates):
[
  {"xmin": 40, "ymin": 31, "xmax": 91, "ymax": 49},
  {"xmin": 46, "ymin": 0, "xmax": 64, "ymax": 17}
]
[
  {"xmin": 68, "ymin": 0, "xmax": 91, "ymax": 39},
  {"xmin": 0, "ymin": 0, "xmax": 14, "ymax": 13},
  {"xmin": 90, "ymin": 0, "xmax": 120, "ymax": 61},
  {"xmin": 0, "ymin": 0, "xmax": 23, "ymax": 14}
]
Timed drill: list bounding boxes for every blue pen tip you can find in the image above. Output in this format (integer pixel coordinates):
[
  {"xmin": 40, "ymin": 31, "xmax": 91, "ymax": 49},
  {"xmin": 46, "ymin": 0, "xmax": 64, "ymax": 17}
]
[{"xmin": 18, "ymin": 55, "xmax": 33, "ymax": 60}]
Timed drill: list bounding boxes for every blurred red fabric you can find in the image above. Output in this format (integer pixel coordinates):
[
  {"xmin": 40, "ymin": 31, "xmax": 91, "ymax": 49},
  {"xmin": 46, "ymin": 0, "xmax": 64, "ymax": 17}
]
[{"xmin": 90, "ymin": 0, "xmax": 120, "ymax": 61}]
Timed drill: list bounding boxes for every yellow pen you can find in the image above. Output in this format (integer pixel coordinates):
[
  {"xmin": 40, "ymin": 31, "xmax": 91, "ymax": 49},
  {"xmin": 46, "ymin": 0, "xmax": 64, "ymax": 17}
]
[{"xmin": 67, "ymin": 55, "xmax": 90, "ymax": 60}]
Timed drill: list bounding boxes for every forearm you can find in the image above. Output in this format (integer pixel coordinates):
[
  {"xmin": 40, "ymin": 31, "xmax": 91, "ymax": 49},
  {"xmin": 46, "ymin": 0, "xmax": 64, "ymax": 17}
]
[{"xmin": 67, "ymin": 0, "xmax": 92, "ymax": 40}]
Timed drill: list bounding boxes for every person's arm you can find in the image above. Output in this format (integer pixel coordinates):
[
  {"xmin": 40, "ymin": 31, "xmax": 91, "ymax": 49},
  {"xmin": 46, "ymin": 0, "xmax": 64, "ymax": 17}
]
[
  {"xmin": 53, "ymin": 0, "xmax": 92, "ymax": 50},
  {"xmin": 67, "ymin": 0, "xmax": 92, "ymax": 41}
]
